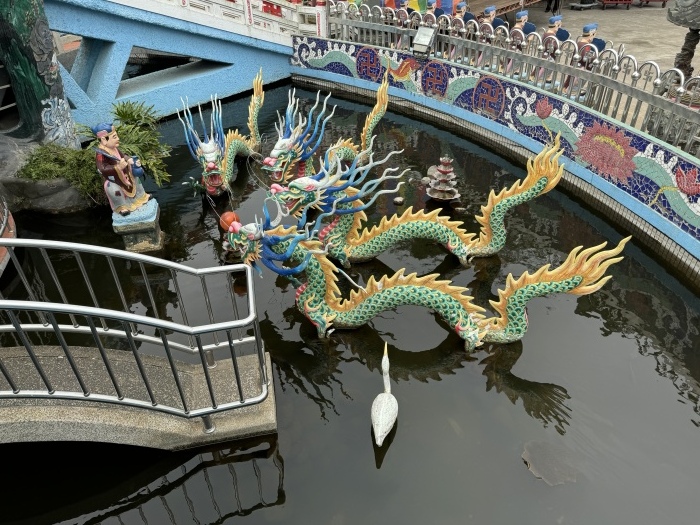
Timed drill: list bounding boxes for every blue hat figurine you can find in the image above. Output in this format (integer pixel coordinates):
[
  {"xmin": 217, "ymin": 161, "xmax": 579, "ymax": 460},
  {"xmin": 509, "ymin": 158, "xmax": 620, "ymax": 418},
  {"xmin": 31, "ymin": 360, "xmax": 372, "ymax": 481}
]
[
  {"xmin": 427, "ymin": 0, "xmax": 436, "ymax": 6},
  {"xmin": 484, "ymin": 5, "xmax": 496, "ymax": 14},
  {"xmin": 548, "ymin": 15, "xmax": 562, "ymax": 25},
  {"xmin": 582, "ymin": 23, "xmax": 598, "ymax": 36},
  {"xmin": 515, "ymin": 10, "xmax": 528, "ymax": 21},
  {"xmin": 92, "ymin": 122, "xmax": 113, "ymax": 138},
  {"xmin": 456, "ymin": 1, "xmax": 466, "ymax": 9}
]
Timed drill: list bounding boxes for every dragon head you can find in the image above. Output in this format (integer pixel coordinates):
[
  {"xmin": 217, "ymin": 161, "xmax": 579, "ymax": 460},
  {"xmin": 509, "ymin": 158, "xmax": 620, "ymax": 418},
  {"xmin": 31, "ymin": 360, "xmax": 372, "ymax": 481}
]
[
  {"xmin": 178, "ymin": 96, "xmax": 227, "ymax": 197},
  {"xmin": 267, "ymin": 178, "xmax": 324, "ymax": 220},
  {"xmin": 262, "ymin": 137, "xmax": 302, "ymax": 183},
  {"xmin": 261, "ymin": 89, "xmax": 335, "ymax": 184},
  {"xmin": 224, "ymin": 221, "xmax": 264, "ymax": 265},
  {"xmin": 197, "ymin": 140, "xmax": 224, "ymax": 196}
]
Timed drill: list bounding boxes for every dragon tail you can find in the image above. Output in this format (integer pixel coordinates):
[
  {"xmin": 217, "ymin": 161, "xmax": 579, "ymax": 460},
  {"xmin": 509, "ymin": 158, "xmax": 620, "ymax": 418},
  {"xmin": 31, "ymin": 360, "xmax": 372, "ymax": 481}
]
[
  {"xmin": 359, "ymin": 72, "xmax": 390, "ymax": 158},
  {"xmin": 470, "ymin": 135, "xmax": 565, "ymax": 257},
  {"xmin": 247, "ymin": 69, "xmax": 264, "ymax": 151},
  {"xmin": 481, "ymin": 236, "xmax": 631, "ymax": 344}
]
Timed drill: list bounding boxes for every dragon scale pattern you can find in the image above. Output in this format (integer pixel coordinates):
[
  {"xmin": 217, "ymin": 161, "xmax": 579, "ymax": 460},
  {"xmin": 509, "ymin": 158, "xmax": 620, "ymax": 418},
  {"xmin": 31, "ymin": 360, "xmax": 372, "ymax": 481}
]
[
  {"xmin": 344, "ymin": 209, "xmax": 476, "ymax": 263},
  {"xmin": 221, "ymin": 130, "xmax": 257, "ymax": 187},
  {"xmin": 251, "ymin": 226, "xmax": 630, "ymax": 351},
  {"xmin": 482, "ymin": 277, "xmax": 583, "ymax": 343},
  {"xmin": 481, "ymin": 239, "xmax": 630, "ymax": 343}
]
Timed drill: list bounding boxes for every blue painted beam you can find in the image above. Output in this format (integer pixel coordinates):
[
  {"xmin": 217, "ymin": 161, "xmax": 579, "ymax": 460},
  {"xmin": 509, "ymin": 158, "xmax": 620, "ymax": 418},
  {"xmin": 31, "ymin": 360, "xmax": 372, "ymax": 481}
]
[{"xmin": 44, "ymin": 0, "xmax": 293, "ymax": 125}]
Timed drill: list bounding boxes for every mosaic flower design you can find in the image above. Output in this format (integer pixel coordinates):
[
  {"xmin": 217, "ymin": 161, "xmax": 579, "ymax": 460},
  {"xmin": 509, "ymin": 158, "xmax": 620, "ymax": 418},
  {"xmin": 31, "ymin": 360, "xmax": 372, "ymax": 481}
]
[
  {"xmin": 675, "ymin": 166, "xmax": 700, "ymax": 197},
  {"xmin": 535, "ymin": 98, "xmax": 553, "ymax": 119},
  {"xmin": 575, "ymin": 122, "xmax": 638, "ymax": 185}
]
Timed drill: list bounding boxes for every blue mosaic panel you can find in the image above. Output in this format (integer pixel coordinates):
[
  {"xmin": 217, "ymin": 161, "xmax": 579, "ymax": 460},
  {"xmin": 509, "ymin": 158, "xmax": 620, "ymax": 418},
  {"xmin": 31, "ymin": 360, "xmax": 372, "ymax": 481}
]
[{"xmin": 291, "ymin": 36, "xmax": 700, "ymax": 244}]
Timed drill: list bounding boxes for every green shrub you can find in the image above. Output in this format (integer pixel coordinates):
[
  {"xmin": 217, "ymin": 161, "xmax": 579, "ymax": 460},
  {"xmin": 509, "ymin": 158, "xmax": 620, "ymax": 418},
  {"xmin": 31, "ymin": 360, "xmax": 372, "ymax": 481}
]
[
  {"xmin": 18, "ymin": 143, "xmax": 105, "ymax": 203},
  {"xmin": 18, "ymin": 101, "xmax": 172, "ymax": 204}
]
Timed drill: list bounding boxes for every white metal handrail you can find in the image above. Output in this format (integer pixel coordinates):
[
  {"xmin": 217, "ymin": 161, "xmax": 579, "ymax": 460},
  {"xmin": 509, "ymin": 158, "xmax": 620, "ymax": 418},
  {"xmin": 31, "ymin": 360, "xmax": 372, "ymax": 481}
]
[{"xmin": 0, "ymin": 238, "xmax": 268, "ymax": 431}]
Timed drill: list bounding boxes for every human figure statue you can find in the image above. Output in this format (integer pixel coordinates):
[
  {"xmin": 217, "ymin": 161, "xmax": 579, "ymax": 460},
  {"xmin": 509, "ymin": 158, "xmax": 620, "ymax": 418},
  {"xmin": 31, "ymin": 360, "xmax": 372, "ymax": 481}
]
[
  {"xmin": 513, "ymin": 10, "xmax": 536, "ymax": 35},
  {"xmin": 426, "ymin": 0, "xmax": 444, "ymax": 18},
  {"xmin": 668, "ymin": 0, "xmax": 700, "ymax": 79},
  {"xmin": 483, "ymin": 5, "xmax": 506, "ymax": 29},
  {"xmin": 578, "ymin": 23, "xmax": 605, "ymax": 53},
  {"xmin": 543, "ymin": 14, "xmax": 570, "ymax": 43},
  {"xmin": 454, "ymin": 1, "xmax": 476, "ymax": 22},
  {"xmin": 93, "ymin": 123, "xmax": 151, "ymax": 216},
  {"xmin": 398, "ymin": 0, "xmax": 415, "ymax": 14}
]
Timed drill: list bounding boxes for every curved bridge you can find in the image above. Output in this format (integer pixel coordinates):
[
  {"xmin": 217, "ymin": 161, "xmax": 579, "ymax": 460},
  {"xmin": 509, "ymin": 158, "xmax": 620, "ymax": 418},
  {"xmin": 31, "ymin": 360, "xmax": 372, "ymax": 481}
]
[
  {"xmin": 43, "ymin": 0, "xmax": 319, "ymax": 124},
  {"xmin": 0, "ymin": 238, "xmax": 277, "ymax": 450}
]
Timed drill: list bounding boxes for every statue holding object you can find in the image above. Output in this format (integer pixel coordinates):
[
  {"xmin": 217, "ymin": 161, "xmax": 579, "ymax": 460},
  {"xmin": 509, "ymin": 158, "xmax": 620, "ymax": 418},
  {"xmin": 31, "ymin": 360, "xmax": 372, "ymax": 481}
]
[
  {"xmin": 93, "ymin": 123, "xmax": 151, "ymax": 216},
  {"xmin": 93, "ymin": 122, "xmax": 163, "ymax": 252}
]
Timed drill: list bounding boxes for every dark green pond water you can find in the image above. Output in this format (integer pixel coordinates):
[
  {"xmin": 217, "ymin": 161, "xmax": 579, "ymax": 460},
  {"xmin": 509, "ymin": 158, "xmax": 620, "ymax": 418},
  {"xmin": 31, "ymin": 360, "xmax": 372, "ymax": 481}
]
[{"xmin": 2, "ymin": 84, "xmax": 700, "ymax": 525}]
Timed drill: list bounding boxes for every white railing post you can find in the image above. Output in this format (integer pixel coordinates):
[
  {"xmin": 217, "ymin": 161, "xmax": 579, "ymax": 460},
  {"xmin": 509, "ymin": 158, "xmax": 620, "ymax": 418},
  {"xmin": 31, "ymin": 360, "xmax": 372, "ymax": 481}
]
[{"xmin": 316, "ymin": 0, "xmax": 328, "ymax": 38}]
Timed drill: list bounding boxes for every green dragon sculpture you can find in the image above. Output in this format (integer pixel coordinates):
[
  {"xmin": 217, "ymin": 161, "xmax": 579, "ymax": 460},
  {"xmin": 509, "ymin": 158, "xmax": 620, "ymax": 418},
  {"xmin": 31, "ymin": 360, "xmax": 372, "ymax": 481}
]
[
  {"xmin": 178, "ymin": 70, "xmax": 264, "ymax": 197},
  {"xmin": 265, "ymin": 135, "xmax": 565, "ymax": 267},
  {"xmin": 261, "ymin": 74, "xmax": 390, "ymax": 184},
  {"xmin": 224, "ymin": 146, "xmax": 630, "ymax": 351},
  {"xmin": 225, "ymin": 219, "xmax": 629, "ymax": 351}
]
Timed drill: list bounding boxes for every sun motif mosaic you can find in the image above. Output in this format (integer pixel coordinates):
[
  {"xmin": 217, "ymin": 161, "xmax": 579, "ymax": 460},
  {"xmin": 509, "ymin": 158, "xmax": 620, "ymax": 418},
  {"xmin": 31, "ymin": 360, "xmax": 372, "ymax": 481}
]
[{"xmin": 291, "ymin": 36, "xmax": 700, "ymax": 243}]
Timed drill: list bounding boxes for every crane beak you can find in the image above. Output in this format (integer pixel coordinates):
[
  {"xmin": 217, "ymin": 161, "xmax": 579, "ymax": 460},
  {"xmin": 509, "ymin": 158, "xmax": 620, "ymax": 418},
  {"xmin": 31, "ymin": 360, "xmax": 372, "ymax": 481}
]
[{"xmin": 384, "ymin": 341, "xmax": 388, "ymax": 357}]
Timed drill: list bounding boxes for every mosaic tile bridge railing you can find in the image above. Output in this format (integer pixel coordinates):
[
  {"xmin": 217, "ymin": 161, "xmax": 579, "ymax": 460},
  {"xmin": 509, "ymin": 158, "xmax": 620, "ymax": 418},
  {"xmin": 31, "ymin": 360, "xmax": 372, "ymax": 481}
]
[{"xmin": 291, "ymin": 35, "xmax": 700, "ymax": 253}]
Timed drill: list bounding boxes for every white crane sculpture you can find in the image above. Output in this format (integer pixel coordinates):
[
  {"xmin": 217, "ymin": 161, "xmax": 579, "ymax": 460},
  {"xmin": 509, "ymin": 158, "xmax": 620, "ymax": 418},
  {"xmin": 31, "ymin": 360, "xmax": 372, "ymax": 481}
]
[{"xmin": 371, "ymin": 342, "xmax": 398, "ymax": 447}]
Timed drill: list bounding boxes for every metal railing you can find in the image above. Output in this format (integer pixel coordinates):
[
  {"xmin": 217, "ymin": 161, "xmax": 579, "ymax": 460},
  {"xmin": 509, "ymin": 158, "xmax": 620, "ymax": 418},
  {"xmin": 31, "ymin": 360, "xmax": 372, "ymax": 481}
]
[
  {"xmin": 328, "ymin": 1, "xmax": 700, "ymax": 155},
  {"xmin": 107, "ymin": 0, "xmax": 324, "ymax": 45},
  {"xmin": 0, "ymin": 238, "xmax": 268, "ymax": 432}
]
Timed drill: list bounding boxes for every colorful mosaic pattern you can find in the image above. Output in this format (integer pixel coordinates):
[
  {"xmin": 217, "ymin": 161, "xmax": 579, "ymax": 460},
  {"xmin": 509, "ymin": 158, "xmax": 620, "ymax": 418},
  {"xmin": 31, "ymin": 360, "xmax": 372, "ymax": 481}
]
[{"xmin": 291, "ymin": 37, "xmax": 700, "ymax": 244}]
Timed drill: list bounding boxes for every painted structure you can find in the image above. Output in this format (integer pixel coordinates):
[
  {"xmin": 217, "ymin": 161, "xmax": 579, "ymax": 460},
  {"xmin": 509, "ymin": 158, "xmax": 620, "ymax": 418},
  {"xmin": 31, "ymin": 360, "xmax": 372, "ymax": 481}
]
[{"xmin": 22, "ymin": 0, "xmax": 700, "ymax": 292}]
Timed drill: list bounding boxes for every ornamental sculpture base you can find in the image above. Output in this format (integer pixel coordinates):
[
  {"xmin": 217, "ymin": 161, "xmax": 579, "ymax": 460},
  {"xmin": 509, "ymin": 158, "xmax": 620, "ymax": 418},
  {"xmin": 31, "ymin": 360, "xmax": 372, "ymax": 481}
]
[{"xmin": 111, "ymin": 199, "xmax": 164, "ymax": 253}]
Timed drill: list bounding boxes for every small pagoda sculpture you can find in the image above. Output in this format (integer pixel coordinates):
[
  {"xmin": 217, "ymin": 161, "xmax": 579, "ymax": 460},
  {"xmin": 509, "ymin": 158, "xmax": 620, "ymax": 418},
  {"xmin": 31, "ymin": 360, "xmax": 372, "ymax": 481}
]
[{"xmin": 425, "ymin": 156, "xmax": 460, "ymax": 201}]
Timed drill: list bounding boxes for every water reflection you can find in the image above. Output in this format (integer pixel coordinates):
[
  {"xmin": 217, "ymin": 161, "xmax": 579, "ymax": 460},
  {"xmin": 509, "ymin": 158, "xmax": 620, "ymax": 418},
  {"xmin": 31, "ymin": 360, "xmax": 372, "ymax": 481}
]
[
  {"xmin": 576, "ymin": 251, "xmax": 700, "ymax": 427},
  {"xmin": 480, "ymin": 342, "xmax": 572, "ymax": 435},
  {"xmin": 78, "ymin": 437, "xmax": 285, "ymax": 525},
  {"xmin": 7, "ymin": 436, "xmax": 284, "ymax": 525},
  {"xmin": 261, "ymin": 313, "xmax": 359, "ymax": 420},
  {"xmin": 263, "ymin": 300, "xmax": 573, "ymax": 434}
]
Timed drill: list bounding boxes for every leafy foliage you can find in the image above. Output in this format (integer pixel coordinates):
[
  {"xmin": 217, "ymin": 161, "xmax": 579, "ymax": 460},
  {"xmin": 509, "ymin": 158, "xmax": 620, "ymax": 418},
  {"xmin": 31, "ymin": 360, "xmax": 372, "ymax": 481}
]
[
  {"xmin": 17, "ymin": 143, "xmax": 105, "ymax": 204},
  {"xmin": 18, "ymin": 101, "xmax": 172, "ymax": 204}
]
